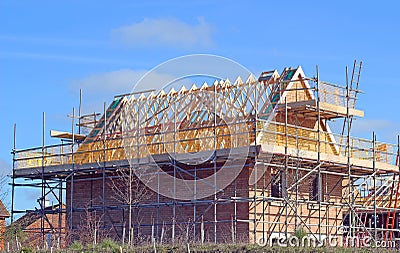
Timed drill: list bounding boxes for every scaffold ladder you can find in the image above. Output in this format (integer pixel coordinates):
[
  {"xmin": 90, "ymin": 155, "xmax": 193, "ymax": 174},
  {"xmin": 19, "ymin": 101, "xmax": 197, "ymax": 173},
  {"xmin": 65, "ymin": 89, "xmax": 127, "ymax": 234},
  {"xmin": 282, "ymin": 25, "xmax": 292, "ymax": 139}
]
[
  {"xmin": 384, "ymin": 152, "xmax": 400, "ymax": 241},
  {"xmin": 341, "ymin": 60, "xmax": 362, "ymax": 136}
]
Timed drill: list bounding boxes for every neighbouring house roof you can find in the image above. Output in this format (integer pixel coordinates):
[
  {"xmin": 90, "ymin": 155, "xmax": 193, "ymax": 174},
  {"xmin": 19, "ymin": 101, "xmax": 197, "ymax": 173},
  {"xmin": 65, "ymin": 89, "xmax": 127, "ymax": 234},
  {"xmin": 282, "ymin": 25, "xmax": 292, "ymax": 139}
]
[
  {"xmin": 12, "ymin": 203, "xmax": 64, "ymax": 229},
  {"xmin": 0, "ymin": 200, "xmax": 9, "ymax": 218}
]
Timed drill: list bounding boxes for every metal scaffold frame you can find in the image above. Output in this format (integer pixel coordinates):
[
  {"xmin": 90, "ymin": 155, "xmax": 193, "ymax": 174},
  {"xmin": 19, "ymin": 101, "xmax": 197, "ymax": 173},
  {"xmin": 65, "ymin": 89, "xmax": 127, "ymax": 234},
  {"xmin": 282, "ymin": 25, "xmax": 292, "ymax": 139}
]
[{"xmin": 10, "ymin": 61, "xmax": 400, "ymax": 248}]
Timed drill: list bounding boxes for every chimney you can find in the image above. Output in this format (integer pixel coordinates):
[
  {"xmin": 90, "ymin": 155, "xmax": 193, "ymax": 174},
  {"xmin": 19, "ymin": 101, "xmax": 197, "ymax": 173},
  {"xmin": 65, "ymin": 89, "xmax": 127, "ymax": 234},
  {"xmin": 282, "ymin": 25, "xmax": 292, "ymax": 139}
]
[{"xmin": 41, "ymin": 197, "xmax": 51, "ymax": 208}]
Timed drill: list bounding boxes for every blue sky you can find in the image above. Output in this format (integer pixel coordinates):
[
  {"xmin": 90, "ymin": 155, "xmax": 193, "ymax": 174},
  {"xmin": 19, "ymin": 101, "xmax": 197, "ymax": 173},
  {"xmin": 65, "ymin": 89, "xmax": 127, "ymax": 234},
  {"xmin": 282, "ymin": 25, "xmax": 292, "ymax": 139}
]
[{"xmin": 1, "ymin": 1, "xmax": 400, "ymax": 214}]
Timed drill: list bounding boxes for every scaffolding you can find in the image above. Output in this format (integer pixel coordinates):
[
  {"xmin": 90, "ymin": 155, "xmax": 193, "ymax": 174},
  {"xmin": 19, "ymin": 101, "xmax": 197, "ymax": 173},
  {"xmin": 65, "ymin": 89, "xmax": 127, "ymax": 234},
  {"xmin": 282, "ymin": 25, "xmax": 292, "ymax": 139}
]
[{"xmin": 10, "ymin": 61, "xmax": 400, "ymax": 247}]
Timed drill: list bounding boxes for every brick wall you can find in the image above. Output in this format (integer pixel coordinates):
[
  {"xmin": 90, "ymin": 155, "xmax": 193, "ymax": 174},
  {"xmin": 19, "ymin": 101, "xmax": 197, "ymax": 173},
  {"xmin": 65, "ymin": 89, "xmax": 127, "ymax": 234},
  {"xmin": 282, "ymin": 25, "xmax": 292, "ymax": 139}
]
[
  {"xmin": 16, "ymin": 210, "xmax": 66, "ymax": 248},
  {"xmin": 0, "ymin": 219, "xmax": 5, "ymax": 251},
  {"xmin": 66, "ymin": 159, "xmax": 343, "ymax": 243}
]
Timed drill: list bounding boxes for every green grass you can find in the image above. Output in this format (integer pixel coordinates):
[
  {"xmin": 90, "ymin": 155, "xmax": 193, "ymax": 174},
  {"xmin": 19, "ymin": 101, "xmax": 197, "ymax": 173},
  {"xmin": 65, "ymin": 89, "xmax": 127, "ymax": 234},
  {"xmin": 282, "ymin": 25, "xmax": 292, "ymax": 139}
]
[{"xmin": 14, "ymin": 241, "xmax": 400, "ymax": 253}]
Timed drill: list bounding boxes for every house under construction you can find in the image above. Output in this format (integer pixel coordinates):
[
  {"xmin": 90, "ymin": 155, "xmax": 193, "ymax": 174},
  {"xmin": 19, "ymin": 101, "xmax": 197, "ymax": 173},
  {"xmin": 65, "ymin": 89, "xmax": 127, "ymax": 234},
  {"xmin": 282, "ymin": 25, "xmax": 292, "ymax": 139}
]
[{"xmin": 11, "ymin": 61, "xmax": 400, "ymax": 247}]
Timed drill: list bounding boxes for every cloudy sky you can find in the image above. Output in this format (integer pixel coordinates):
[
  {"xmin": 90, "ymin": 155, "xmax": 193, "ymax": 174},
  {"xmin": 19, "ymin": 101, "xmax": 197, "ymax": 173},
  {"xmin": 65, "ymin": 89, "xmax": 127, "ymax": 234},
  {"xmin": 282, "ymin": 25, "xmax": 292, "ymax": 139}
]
[{"xmin": 1, "ymin": 1, "xmax": 400, "ymax": 214}]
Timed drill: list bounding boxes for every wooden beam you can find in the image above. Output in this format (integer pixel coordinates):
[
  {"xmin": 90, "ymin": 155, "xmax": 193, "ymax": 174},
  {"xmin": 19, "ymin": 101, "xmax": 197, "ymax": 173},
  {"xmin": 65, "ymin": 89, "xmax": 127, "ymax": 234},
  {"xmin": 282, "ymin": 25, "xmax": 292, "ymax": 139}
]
[{"xmin": 50, "ymin": 130, "xmax": 86, "ymax": 141}]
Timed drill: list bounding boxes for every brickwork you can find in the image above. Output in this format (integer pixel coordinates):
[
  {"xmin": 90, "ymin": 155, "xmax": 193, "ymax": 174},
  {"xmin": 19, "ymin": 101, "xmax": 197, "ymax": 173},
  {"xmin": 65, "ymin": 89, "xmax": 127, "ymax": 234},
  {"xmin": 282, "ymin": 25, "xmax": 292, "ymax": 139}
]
[
  {"xmin": 66, "ymin": 158, "xmax": 343, "ymax": 243},
  {"xmin": 0, "ymin": 219, "xmax": 5, "ymax": 251},
  {"xmin": 249, "ymin": 167, "xmax": 343, "ymax": 242},
  {"xmin": 24, "ymin": 212, "xmax": 66, "ymax": 247},
  {"xmin": 67, "ymin": 164, "xmax": 251, "ymax": 243}
]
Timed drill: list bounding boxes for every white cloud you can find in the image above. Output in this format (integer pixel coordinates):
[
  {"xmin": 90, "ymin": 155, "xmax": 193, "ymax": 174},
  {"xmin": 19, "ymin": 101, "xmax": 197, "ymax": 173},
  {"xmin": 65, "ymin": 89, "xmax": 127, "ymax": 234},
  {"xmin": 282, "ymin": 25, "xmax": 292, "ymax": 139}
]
[
  {"xmin": 112, "ymin": 17, "xmax": 214, "ymax": 48},
  {"xmin": 70, "ymin": 55, "xmax": 255, "ymax": 114},
  {"xmin": 70, "ymin": 69, "xmax": 192, "ymax": 113},
  {"xmin": 351, "ymin": 118, "xmax": 400, "ymax": 143},
  {"xmin": 70, "ymin": 69, "xmax": 147, "ymax": 114},
  {"xmin": 71, "ymin": 69, "xmax": 145, "ymax": 95},
  {"xmin": 70, "ymin": 69, "xmax": 187, "ymax": 95},
  {"xmin": 352, "ymin": 119, "xmax": 393, "ymax": 133}
]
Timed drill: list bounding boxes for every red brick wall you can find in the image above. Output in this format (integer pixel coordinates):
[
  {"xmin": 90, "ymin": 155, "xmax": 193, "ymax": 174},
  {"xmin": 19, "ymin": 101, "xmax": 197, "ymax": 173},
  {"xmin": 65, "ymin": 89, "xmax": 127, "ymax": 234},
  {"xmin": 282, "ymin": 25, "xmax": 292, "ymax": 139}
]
[
  {"xmin": 0, "ymin": 219, "xmax": 5, "ymax": 251},
  {"xmin": 66, "ymin": 162, "xmax": 251, "ymax": 243},
  {"xmin": 66, "ymin": 160, "xmax": 343, "ymax": 243},
  {"xmin": 23, "ymin": 212, "xmax": 66, "ymax": 248}
]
